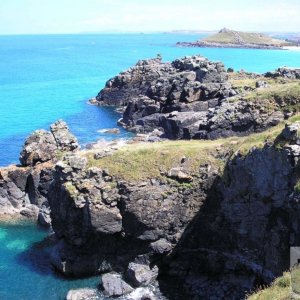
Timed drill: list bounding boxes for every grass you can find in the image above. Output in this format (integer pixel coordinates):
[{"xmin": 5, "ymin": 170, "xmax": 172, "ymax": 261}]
[
  {"xmin": 202, "ymin": 30, "xmax": 291, "ymax": 46},
  {"xmin": 247, "ymin": 266, "xmax": 300, "ymax": 300},
  {"xmin": 81, "ymin": 114, "xmax": 300, "ymax": 182},
  {"xmin": 244, "ymin": 81, "xmax": 300, "ymax": 103},
  {"xmin": 84, "ymin": 140, "xmax": 227, "ymax": 182},
  {"xmin": 247, "ymin": 272, "xmax": 291, "ymax": 300},
  {"xmin": 229, "ymin": 75, "xmax": 300, "ymax": 113}
]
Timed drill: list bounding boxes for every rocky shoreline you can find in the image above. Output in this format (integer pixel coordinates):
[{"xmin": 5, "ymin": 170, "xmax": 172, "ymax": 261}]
[
  {"xmin": 176, "ymin": 41, "xmax": 286, "ymax": 50},
  {"xmin": 2, "ymin": 56, "xmax": 300, "ymax": 299}
]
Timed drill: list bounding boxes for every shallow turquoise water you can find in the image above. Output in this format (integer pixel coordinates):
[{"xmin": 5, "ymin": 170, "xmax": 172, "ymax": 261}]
[
  {"xmin": 1, "ymin": 33, "xmax": 300, "ymax": 166},
  {"xmin": 0, "ymin": 222, "xmax": 99, "ymax": 300}
]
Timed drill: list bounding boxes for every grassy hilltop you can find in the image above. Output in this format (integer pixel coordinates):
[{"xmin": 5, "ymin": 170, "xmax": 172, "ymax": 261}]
[{"xmin": 201, "ymin": 28, "xmax": 292, "ymax": 46}]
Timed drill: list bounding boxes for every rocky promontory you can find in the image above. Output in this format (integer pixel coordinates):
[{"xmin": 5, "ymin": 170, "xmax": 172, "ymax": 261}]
[
  {"xmin": 176, "ymin": 28, "xmax": 295, "ymax": 50},
  {"xmin": 94, "ymin": 55, "xmax": 300, "ymax": 140}
]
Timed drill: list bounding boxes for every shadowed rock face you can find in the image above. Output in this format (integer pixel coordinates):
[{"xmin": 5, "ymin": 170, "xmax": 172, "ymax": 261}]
[
  {"xmin": 95, "ymin": 56, "xmax": 285, "ymax": 139},
  {"xmin": 0, "ymin": 120, "xmax": 79, "ymax": 223}
]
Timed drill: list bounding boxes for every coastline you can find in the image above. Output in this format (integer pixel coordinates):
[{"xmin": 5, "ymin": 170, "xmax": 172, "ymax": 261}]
[{"xmin": 176, "ymin": 41, "xmax": 289, "ymax": 50}]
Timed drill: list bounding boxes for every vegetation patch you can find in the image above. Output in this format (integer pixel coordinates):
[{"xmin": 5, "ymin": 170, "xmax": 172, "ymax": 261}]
[{"xmin": 82, "ymin": 114, "xmax": 300, "ymax": 182}]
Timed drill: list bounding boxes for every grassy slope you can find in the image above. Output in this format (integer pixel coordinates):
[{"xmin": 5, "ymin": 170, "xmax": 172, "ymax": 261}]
[
  {"xmin": 83, "ymin": 114, "xmax": 300, "ymax": 182},
  {"xmin": 230, "ymin": 75, "xmax": 300, "ymax": 113},
  {"xmin": 202, "ymin": 30, "xmax": 290, "ymax": 46},
  {"xmin": 247, "ymin": 266, "xmax": 300, "ymax": 300}
]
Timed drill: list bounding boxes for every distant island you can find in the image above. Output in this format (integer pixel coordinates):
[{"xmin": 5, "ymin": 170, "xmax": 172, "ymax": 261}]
[{"xmin": 177, "ymin": 27, "xmax": 297, "ymax": 49}]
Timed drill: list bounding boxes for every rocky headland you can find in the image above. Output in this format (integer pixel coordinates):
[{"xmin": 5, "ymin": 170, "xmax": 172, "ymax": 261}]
[
  {"xmin": 2, "ymin": 56, "xmax": 300, "ymax": 299},
  {"xmin": 176, "ymin": 28, "xmax": 295, "ymax": 50}
]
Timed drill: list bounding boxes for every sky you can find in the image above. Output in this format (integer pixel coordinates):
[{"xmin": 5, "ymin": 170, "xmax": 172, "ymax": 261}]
[{"xmin": 0, "ymin": 0, "xmax": 300, "ymax": 35}]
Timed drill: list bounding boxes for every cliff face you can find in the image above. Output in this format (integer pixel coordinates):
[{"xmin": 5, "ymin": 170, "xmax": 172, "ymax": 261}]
[
  {"xmin": 95, "ymin": 56, "xmax": 289, "ymax": 140},
  {"xmin": 0, "ymin": 120, "xmax": 79, "ymax": 225},
  {"xmin": 44, "ymin": 119, "xmax": 300, "ymax": 299}
]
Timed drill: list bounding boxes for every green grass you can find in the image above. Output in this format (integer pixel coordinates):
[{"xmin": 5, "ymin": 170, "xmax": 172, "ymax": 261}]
[
  {"xmin": 202, "ymin": 30, "xmax": 291, "ymax": 46},
  {"xmin": 229, "ymin": 75, "xmax": 300, "ymax": 113},
  {"xmin": 247, "ymin": 266, "xmax": 300, "ymax": 300},
  {"xmin": 84, "ymin": 140, "xmax": 227, "ymax": 182},
  {"xmin": 81, "ymin": 114, "xmax": 300, "ymax": 182},
  {"xmin": 247, "ymin": 272, "xmax": 291, "ymax": 300}
]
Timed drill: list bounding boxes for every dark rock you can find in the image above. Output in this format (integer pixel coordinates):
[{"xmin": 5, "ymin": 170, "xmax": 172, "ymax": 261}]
[
  {"xmin": 265, "ymin": 67, "xmax": 300, "ymax": 79},
  {"xmin": 101, "ymin": 272, "xmax": 134, "ymax": 297},
  {"xmin": 19, "ymin": 130, "xmax": 57, "ymax": 166},
  {"xmin": 95, "ymin": 55, "xmax": 287, "ymax": 140},
  {"xmin": 20, "ymin": 120, "xmax": 79, "ymax": 167},
  {"xmin": 0, "ymin": 120, "xmax": 78, "ymax": 221},
  {"xmin": 281, "ymin": 122, "xmax": 300, "ymax": 142}
]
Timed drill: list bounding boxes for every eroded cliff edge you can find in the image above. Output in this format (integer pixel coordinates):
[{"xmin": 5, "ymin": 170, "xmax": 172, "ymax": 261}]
[{"xmin": 48, "ymin": 117, "xmax": 300, "ymax": 299}]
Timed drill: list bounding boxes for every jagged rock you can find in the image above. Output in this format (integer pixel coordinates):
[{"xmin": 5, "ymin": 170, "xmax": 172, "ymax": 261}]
[
  {"xmin": 101, "ymin": 273, "xmax": 134, "ymax": 297},
  {"xmin": 38, "ymin": 201, "xmax": 51, "ymax": 227},
  {"xmin": 265, "ymin": 67, "xmax": 300, "ymax": 79},
  {"xmin": 20, "ymin": 120, "xmax": 79, "ymax": 167},
  {"xmin": 150, "ymin": 239, "xmax": 172, "ymax": 254},
  {"xmin": 126, "ymin": 263, "xmax": 158, "ymax": 287},
  {"xmin": 95, "ymin": 55, "xmax": 288, "ymax": 140},
  {"xmin": 0, "ymin": 120, "xmax": 78, "ymax": 221},
  {"xmin": 50, "ymin": 120, "xmax": 79, "ymax": 152},
  {"xmin": 19, "ymin": 130, "xmax": 57, "ymax": 166},
  {"xmin": 66, "ymin": 288, "xmax": 99, "ymax": 300}
]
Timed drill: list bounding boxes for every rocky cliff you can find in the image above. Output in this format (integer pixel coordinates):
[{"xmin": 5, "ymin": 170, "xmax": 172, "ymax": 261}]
[
  {"xmin": 94, "ymin": 55, "xmax": 300, "ymax": 140},
  {"xmin": 2, "ymin": 55, "xmax": 300, "ymax": 299},
  {"xmin": 45, "ymin": 116, "xmax": 300, "ymax": 299},
  {"xmin": 0, "ymin": 120, "xmax": 79, "ymax": 225}
]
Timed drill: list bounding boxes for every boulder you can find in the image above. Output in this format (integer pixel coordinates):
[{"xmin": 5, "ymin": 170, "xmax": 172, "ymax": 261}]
[
  {"xmin": 150, "ymin": 239, "xmax": 172, "ymax": 254},
  {"xmin": 167, "ymin": 167, "xmax": 193, "ymax": 182},
  {"xmin": 66, "ymin": 288, "xmax": 99, "ymax": 300},
  {"xmin": 126, "ymin": 263, "xmax": 159, "ymax": 287},
  {"xmin": 101, "ymin": 273, "xmax": 134, "ymax": 297}
]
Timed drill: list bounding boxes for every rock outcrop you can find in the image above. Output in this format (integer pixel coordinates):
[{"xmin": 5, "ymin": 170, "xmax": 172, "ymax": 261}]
[
  {"xmin": 95, "ymin": 56, "xmax": 287, "ymax": 139},
  {"xmin": 0, "ymin": 120, "xmax": 79, "ymax": 223},
  {"xmin": 46, "ymin": 121, "xmax": 300, "ymax": 299},
  {"xmin": 265, "ymin": 67, "xmax": 300, "ymax": 80}
]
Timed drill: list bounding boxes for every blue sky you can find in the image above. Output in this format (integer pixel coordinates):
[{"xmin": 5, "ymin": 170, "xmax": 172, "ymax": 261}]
[{"xmin": 0, "ymin": 0, "xmax": 300, "ymax": 34}]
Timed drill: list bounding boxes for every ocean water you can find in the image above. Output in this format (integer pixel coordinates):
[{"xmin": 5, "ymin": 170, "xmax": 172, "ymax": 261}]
[
  {"xmin": 1, "ymin": 33, "xmax": 300, "ymax": 166},
  {"xmin": 0, "ymin": 222, "xmax": 100, "ymax": 300},
  {"xmin": 1, "ymin": 33, "xmax": 300, "ymax": 299}
]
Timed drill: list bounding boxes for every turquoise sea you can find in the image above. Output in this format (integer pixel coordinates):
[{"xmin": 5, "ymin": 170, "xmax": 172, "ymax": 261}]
[{"xmin": 1, "ymin": 33, "xmax": 300, "ymax": 299}]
